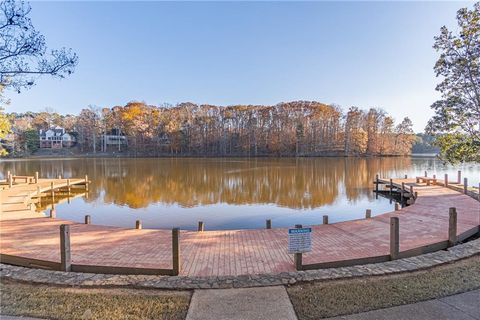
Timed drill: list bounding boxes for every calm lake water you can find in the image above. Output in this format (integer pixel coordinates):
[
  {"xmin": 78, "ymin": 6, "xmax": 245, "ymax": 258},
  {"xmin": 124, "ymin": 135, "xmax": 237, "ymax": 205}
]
[{"xmin": 1, "ymin": 157, "xmax": 479, "ymax": 230}]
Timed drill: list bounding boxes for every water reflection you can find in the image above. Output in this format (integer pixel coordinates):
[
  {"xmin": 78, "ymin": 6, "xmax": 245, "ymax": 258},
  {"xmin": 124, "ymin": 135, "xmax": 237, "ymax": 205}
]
[
  {"xmin": 1, "ymin": 157, "xmax": 477, "ymax": 229},
  {"xmin": 1, "ymin": 157, "xmax": 415, "ymax": 209}
]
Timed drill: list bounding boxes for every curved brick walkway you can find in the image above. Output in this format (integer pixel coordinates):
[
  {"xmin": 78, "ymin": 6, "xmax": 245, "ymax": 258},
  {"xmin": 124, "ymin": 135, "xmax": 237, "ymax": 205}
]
[{"xmin": 0, "ymin": 178, "xmax": 479, "ymax": 277}]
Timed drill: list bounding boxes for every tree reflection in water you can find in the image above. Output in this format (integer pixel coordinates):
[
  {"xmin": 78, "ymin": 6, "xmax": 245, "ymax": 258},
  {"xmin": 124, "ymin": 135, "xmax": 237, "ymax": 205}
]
[
  {"xmin": 5, "ymin": 157, "xmax": 477, "ymax": 229},
  {"xmin": 0, "ymin": 157, "xmax": 414, "ymax": 209}
]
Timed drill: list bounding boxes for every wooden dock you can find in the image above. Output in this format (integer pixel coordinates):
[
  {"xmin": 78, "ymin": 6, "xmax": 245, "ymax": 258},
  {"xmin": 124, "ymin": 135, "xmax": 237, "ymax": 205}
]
[{"xmin": 1, "ymin": 173, "xmax": 479, "ymax": 277}]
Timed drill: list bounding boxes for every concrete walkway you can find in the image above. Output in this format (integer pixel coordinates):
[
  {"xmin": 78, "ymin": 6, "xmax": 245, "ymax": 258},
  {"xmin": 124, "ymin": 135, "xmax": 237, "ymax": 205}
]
[
  {"xmin": 326, "ymin": 289, "xmax": 480, "ymax": 320},
  {"xmin": 186, "ymin": 286, "xmax": 297, "ymax": 320},
  {"xmin": 185, "ymin": 288, "xmax": 480, "ymax": 320}
]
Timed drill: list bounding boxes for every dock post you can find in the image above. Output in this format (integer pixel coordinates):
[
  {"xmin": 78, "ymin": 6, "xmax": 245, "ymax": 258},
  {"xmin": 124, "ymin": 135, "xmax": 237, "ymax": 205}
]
[
  {"xmin": 464, "ymin": 178, "xmax": 468, "ymax": 194},
  {"xmin": 37, "ymin": 186, "xmax": 41, "ymax": 206},
  {"xmin": 424, "ymin": 171, "xmax": 427, "ymax": 177},
  {"xmin": 404, "ymin": 174, "xmax": 408, "ymax": 179},
  {"xmin": 50, "ymin": 182, "xmax": 55, "ymax": 201},
  {"xmin": 390, "ymin": 217, "xmax": 399, "ymax": 260},
  {"xmin": 375, "ymin": 174, "xmax": 379, "ymax": 193},
  {"xmin": 35, "ymin": 172, "xmax": 39, "ymax": 184},
  {"xmin": 433, "ymin": 174, "xmax": 436, "ymax": 185},
  {"xmin": 60, "ymin": 224, "xmax": 71, "ymax": 272},
  {"xmin": 6, "ymin": 171, "xmax": 10, "ymax": 182},
  {"xmin": 172, "ymin": 228, "xmax": 180, "ymax": 276},
  {"xmin": 8, "ymin": 175, "xmax": 12, "ymax": 188},
  {"xmin": 85, "ymin": 215, "xmax": 91, "ymax": 225},
  {"xmin": 294, "ymin": 224, "xmax": 303, "ymax": 270},
  {"xmin": 389, "ymin": 178, "xmax": 393, "ymax": 195},
  {"xmin": 198, "ymin": 221, "xmax": 204, "ymax": 232},
  {"xmin": 136, "ymin": 220, "xmax": 142, "ymax": 229},
  {"xmin": 365, "ymin": 209, "xmax": 371, "ymax": 219},
  {"xmin": 395, "ymin": 202, "xmax": 400, "ymax": 211},
  {"xmin": 323, "ymin": 215, "xmax": 329, "ymax": 225},
  {"xmin": 84, "ymin": 175, "xmax": 89, "ymax": 192},
  {"xmin": 266, "ymin": 219, "xmax": 272, "ymax": 229},
  {"xmin": 49, "ymin": 205, "xmax": 56, "ymax": 218},
  {"xmin": 444, "ymin": 174, "xmax": 448, "ymax": 187},
  {"xmin": 414, "ymin": 191, "xmax": 418, "ymax": 200},
  {"xmin": 401, "ymin": 182, "xmax": 405, "ymax": 199},
  {"xmin": 58, "ymin": 174, "xmax": 62, "ymax": 179},
  {"xmin": 457, "ymin": 171, "xmax": 461, "ymax": 184},
  {"xmin": 448, "ymin": 208, "xmax": 457, "ymax": 247}
]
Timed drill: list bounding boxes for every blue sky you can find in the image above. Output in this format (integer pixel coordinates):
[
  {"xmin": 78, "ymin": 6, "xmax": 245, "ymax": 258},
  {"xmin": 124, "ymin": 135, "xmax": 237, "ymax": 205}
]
[{"xmin": 5, "ymin": 1, "xmax": 472, "ymax": 132}]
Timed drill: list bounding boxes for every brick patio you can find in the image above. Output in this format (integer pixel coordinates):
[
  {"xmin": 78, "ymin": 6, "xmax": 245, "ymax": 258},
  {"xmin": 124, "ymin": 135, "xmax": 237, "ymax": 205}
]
[{"xmin": 1, "ymin": 178, "xmax": 479, "ymax": 277}]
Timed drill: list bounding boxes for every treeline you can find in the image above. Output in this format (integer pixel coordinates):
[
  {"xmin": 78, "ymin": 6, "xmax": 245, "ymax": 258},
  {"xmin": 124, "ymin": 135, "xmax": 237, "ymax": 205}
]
[
  {"xmin": 412, "ymin": 133, "xmax": 440, "ymax": 154},
  {"xmin": 4, "ymin": 101, "xmax": 415, "ymax": 156}
]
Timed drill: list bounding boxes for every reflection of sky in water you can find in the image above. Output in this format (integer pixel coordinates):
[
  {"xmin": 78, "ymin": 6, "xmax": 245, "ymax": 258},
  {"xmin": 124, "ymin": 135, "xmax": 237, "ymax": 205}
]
[
  {"xmin": 1, "ymin": 157, "xmax": 478, "ymax": 230},
  {"xmin": 53, "ymin": 194, "xmax": 395, "ymax": 230}
]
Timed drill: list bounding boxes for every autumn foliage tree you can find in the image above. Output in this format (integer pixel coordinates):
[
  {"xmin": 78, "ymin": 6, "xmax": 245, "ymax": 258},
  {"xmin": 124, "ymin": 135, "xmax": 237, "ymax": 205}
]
[{"xmin": 426, "ymin": 2, "xmax": 480, "ymax": 163}]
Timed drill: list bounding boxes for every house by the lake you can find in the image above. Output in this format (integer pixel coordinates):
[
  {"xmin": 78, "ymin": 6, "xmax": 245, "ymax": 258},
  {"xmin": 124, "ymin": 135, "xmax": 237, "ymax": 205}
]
[
  {"xmin": 101, "ymin": 128, "xmax": 127, "ymax": 150},
  {"xmin": 39, "ymin": 126, "xmax": 76, "ymax": 149}
]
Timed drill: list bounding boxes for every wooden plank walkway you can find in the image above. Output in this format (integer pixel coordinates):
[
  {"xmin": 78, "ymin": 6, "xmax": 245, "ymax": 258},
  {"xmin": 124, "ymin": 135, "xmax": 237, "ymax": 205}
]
[{"xmin": 0, "ymin": 178, "xmax": 479, "ymax": 277}]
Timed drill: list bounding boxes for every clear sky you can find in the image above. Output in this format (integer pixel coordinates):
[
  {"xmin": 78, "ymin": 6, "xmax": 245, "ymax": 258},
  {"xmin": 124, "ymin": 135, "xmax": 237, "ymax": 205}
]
[{"xmin": 5, "ymin": 1, "xmax": 473, "ymax": 132}]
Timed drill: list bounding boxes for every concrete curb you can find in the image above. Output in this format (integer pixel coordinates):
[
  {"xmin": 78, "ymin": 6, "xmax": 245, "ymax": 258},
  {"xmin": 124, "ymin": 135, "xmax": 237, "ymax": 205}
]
[{"xmin": 1, "ymin": 237, "xmax": 479, "ymax": 290}]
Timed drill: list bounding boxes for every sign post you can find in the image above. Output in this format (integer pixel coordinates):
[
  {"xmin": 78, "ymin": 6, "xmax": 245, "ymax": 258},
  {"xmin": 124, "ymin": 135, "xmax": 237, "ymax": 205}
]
[{"xmin": 288, "ymin": 225, "xmax": 312, "ymax": 270}]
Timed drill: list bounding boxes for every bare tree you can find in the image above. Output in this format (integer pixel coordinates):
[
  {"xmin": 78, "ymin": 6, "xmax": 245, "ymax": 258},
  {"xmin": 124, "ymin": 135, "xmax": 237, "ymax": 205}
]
[{"xmin": 0, "ymin": 0, "xmax": 78, "ymax": 93}]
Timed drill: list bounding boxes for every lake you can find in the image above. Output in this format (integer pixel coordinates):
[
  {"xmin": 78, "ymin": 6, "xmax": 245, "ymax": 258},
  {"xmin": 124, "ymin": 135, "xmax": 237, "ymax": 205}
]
[{"xmin": 1, "ymin": 157, "xmax": 478, "ymax": 230}]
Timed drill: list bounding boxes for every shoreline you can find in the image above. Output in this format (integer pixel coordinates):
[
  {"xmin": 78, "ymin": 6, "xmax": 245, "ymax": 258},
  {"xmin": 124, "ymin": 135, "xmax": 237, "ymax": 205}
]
[{"xmin": 1, "ymin": 153, "xmax": 436, "ymax": 160}]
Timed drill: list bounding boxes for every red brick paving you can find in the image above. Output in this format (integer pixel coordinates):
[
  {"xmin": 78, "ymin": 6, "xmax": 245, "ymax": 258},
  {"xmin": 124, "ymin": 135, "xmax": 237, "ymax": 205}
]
[{"xmin": 1, "ymin": 179, "xmax": 479, "ymax": 276}]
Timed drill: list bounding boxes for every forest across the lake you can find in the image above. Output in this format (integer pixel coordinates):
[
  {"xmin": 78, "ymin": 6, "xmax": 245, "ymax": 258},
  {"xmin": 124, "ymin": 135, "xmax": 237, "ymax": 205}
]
[{"xmin": 3, "ymin": 101, "xmax": 416, "ymax": 157}]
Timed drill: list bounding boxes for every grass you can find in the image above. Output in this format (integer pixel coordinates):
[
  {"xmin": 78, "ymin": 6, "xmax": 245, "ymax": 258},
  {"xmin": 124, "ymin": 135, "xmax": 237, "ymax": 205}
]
[
  {"xmin": 0, "ymin": 280, "xmax": 191, "ymax": 320},
  {"xmin": 287, "ymin": 255, "xmax": 480, "ymax": 320}
]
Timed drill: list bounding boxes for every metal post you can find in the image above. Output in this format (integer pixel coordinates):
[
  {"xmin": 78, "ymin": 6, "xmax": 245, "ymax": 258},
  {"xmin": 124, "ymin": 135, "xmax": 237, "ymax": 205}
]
[
  {"xmin": 198, "ymin": 221, "xmax": 204, "ymax": 232},
  {"xmin": 323, "ymin": 215, "xmax": 329, "ymax": 225},
  {"xmin": 136, "ymin": 220, "xmax": 142, "ymax": 229},
  {"xmin": 424, "ymin": 171, "xmax": 427, "ymax": 177},
  {"xmin": 85, "ymin": 215, "xmax": 91, "ymax": 224},
  {"xmin": 457, "ymin": 171, "xmax": 461, "ymax": 184},
  {"xmin": 464, "ymin": 177, "xmax": 468, "ymax": 194},
  {"xmin": 266, "ymin": 219, "xmax": 272, "ymax": 229},
  {"xmin": 395, "ymin": 202, "xmax": 400, "ymax": 211},
  {"xmin": 444, "ymin": 174, "xmax": 448, "ymax": 187}
]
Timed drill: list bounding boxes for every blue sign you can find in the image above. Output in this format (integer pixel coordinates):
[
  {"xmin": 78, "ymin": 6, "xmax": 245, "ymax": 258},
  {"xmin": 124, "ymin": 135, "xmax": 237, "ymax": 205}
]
[{"xmin": 288, "ymin": 227, "xmax": 312, "ymax": 253}]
